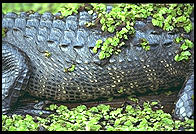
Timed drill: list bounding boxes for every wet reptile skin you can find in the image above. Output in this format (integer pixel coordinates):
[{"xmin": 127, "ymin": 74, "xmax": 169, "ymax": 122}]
[{"xmin": 2, "ymin": 10, "xmax": 194, "ymax": 104}]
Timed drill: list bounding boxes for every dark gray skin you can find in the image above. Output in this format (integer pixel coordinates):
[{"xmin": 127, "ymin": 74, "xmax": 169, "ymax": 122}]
[{"xmin": 2, "ymin": 9, "xmax": 194, "ymax": 120}]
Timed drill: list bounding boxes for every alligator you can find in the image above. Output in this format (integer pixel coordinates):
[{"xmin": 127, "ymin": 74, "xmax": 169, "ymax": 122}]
[{"xmin": 2, "ymin": 6, "xmax": 194, "ymax": 120}]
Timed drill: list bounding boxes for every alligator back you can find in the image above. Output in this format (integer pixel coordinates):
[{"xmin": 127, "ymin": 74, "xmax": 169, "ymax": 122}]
[{"xmin": 2, "ymin": 11, "xmax": 193, "ymax": 102}]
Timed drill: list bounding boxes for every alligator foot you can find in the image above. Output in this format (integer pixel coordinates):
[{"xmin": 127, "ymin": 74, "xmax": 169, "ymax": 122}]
[
  {"xmin": 8, "ymin": 99, "xmax": 54, "ymax": 118},
  {"xmin": 23, "ymin": 109, "xmax": 54, "ymax": 118},
  {"xmin": 173, "ymin": 74, "xmax": 194, "ymax": 120},
  {"xmin": 25, "ymin": 100, "xmax": 55, "ymax": 118}
]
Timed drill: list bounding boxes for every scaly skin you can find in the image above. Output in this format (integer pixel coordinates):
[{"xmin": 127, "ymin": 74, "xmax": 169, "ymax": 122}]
[{"xmin": 2, "ymin": 10, "xmax": 194, "ymax": 119}]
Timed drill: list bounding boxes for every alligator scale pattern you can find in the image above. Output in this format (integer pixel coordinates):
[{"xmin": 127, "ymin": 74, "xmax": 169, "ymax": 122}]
[{"xmin": 2, "ymin": 10, "xmax": 193, "ymax": 105}]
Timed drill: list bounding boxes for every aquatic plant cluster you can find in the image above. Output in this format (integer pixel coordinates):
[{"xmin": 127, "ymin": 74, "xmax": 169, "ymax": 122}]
[
  {"xmin": 2, "ymin": 102, "xmax": 194, "ymax": 131},
  {"xmin": 85, "ymin": 3, "xmax": 194, "ymax": 61},
  {"xmin": 60, "ymin": 3, "xmax": 194, "ymax": 61}
]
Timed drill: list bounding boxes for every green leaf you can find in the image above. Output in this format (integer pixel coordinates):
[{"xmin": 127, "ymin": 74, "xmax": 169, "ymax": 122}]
[
  {"xmin": 106, "ymin": 126, "xmax": 115, "ymax": 131},
  {"xmin": 111, "ymin": 37, "xmax": 119, "ymax": 47},
  {"xmin": 184, "ymin": 23, "xmax": 192, "ymax": 33},
  {"xmin": 61, "ymin": 10, "xmax": 73, "ymax": 17},
  {"xmin": 185, "ymin": 39, "xmax": 194, "ymax": 48},
  {"xmin": 169, "ymin": 4, "xmax": 177, "ymax": 9},
  {"xmin": 108, "ymin": 48, "xmax": 113, "ymax": 54},
  {"xmin": 152, "ymin": 19, "xmax": 163, "ymax": 27},
  {"xmin": 174, "ymin": 54, "xmax": 180, "ymax": 61},
  {"xmin": 113, "ymin": 36, "xmax": 120, "ymax": 43},
  {"xmin": 101, "ymin": 43, "xmax": 108, "ymax": 51},
  {"xmin": 105, "ymin": 52, "xmax": 110, "ymax": 58},
  {"xmin": 111, "ymin": 41, "xmax": 118, "ymax": 47},
  {"xmin": 124, "ymin": 120, "xmax": 132, "ymax": 126},
  {"xmin": 49, "ymin": 104, "xmax": 58, "ymax": 111},
  {"xmin": 165, "ymin": 25, "xmax": 174, "ymax": 31},
  {"xmin": 159, "ymin": 7, "xmax": 167, "ymax": 14},
  {"xmin": 101, "ymin": 25, "xmax": 107, "ymax": 31},
  {"xmin": 106, "ymin": 18, "xmax": 115, "ymax": 24},
  {"xmin": 85, "ymin": 22, "xmax": 92, "ymax": 27},
  {"xmin": 175, "ymin": 50, "xmax": 191, "ymax": 62},
  {"xmin": 180, "ymin": 43, "xmax": 188, "ymax": 50},
  {"xmin": 175, "ymin": 16, "xmax": 187, "ymax": 23},
  {"xmin": 88, "ymin": 10, "xmax": 93, "ymax": 15},
  {"xmin": 9, "ymin": 126, "xmax": 17, "ymax": 131},
  {"xmin": 153, "ymin": 13, "xmax": 164, "ymax": 21},
  {"xmin": 141, "ymin": 42, "xmax": 147, "ymax": 46},
  {"xmin": 145, "ymin": 46, "xmax": 150, "ymax": 51},
  {"xmin": 181, "ymin": 51, "xmax": 191, "ymax": 56},
  {"xmin": 96, "ymin": 39, "xmax": 103, "ymax": 48},
  {"xmin": 177, "ymin": 9, "xmax": 182, "ymax": 15},
  {"xmin": 123, "ymin": 34, "xmax": 128, "ymax": 40},
  {"xmin": 175, "ymin": 37, "xmax": 183, "ymax": 43},
  {"xmin": 92, "ymin": 47, "xmax": 98, "ymax": 54},
  {"xmin": 44, "ymin": 51, "xmax": 52, "ymax": 58},
  {"xmin": 108, "ymin": 26, "xmax": 115, "ymax": 33},
  {"xmin": 119, "ymin": 42, "xmax": 125, "ymax": 47},
  {"xmin": 164, "ymin": 15, "xmax": 172, "ymax": 24},
  {"xmin": 140, "ymin": 8, "xmax": 147, "ymax": 14},
  {"xmin": 99, "ymin": 51, "xmax": 105, "ymax": 60},
  {"xmin": 68, "ymin": 64, "xmax": 76, "ymax": 72},
  {"xmin": 76, "ymin": 105, "xmax": 87, "ymax": 112},
  {"xmin": 114, "ymin": 119, "xmax": 121, "ymax": 126},
  {"xmin": 116, "ymin": 32, "xmax": 123, "ymax": 39},
  {"xmin": 89, "ymin": 107, "xmax": 98, "ymax": 112},
  {"xmin": 126, "ymin": 24, "xmax": 131, "ymax": 30},
  {"xmin": 114, "ymin": 21, "xmax": 121, "ymax": 27},
  {"xmin": 120, "ymin": 27, "xmax": 128, "ymax": 34},
  {"xmin": 100, "ymin": 18, "xmax": 105, "ymax": 24},
  {"xmin": 97, "ymin": 104, "xmax": 110, "ymax": 112},
  {"xmin": 108, "ymin": 37, "xmax": 113, "ymax": 43}
]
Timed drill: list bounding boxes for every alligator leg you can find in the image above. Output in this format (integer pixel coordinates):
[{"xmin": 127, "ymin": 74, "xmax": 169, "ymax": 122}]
[
  {"xmin": 173, "ymin": 74, "xmax": 194, "ymax": 120},
  {"xmin": 17, "ymin": 101, "xmax": 54, "ymax": 118},
  {"xmin": 6, "ymin": 92, "xmax": 54, "ymax": 117},
  {"xmin": 2, "ymin": 41, "xmax": 31, "ymax": 114},
  {"xmin": 2, "ymin": 42, "xmax": 53, "ymax": 117}
]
